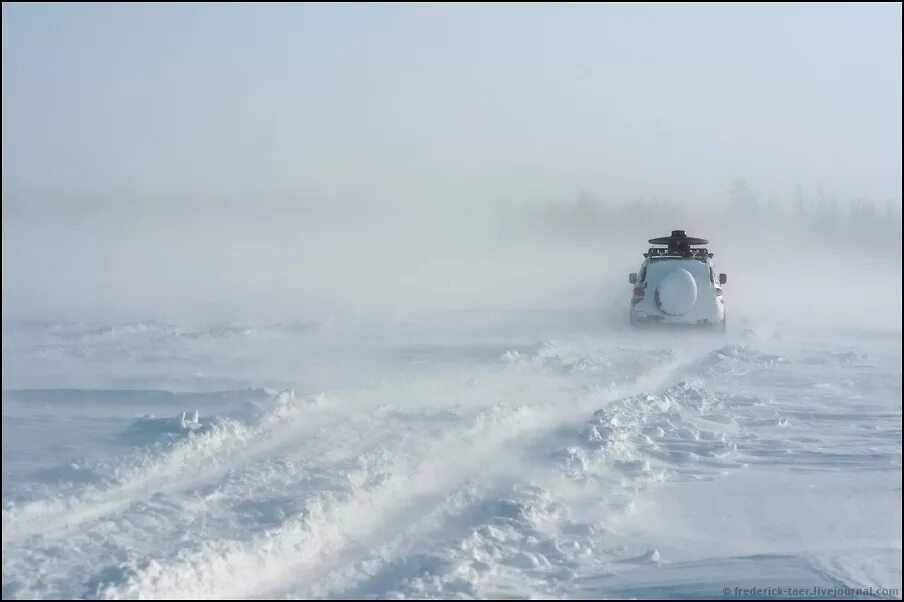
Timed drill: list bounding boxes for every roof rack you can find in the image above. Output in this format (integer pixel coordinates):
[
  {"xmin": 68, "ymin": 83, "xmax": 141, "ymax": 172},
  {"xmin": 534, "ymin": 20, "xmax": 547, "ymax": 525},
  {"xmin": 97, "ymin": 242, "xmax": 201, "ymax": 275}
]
[
  {"xmin": 643, "ymin": 230, "xmax": 713, "ymax": 259},
  {"xmin": 644, "ymin": 247, "xmax": 713, "ymax": 259}
]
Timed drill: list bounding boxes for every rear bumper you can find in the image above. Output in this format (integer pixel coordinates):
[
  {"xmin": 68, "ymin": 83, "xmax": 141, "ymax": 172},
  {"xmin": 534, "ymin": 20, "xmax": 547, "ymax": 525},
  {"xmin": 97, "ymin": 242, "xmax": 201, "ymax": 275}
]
[{"xmin": 630, "ymin": 310, "xmax": 724, "ymax": 329}]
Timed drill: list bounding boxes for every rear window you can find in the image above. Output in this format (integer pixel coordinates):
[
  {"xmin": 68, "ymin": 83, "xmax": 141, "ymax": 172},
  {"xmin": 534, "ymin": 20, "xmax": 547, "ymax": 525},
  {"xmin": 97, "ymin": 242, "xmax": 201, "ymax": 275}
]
[{"xmin": 646, "ymin": 258, "xmax": 710, "ymax": 283}]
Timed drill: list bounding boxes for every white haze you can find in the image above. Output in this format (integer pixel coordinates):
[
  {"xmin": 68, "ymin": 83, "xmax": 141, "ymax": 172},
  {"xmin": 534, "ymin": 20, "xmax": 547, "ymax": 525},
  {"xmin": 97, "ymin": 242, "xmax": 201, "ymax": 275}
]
[
  {"xmin": 2, "ymin": 3, "xmax": 902, "ymax": 332},
  {"xmin": 2, "ymin": 192, "xmax": 902, "ymax": 332}
]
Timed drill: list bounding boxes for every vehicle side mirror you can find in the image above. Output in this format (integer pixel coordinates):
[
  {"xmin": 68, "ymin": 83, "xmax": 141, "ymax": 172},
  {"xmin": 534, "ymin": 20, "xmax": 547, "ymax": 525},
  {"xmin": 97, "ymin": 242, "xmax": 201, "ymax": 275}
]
[
  {"xmin": 719, "ymin": 273, "xmax": 727, "ymax": 284},
  {"xmin": 629, "ymin": 273, "xmax": 637, "ymax": 284}
]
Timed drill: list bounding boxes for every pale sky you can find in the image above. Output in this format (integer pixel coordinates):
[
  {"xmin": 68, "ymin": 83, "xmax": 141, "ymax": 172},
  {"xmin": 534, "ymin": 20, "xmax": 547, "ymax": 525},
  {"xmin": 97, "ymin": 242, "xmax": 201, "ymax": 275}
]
[{"xmin": 3, "ymin": 3, "xmax": 902, "ymax": 208}]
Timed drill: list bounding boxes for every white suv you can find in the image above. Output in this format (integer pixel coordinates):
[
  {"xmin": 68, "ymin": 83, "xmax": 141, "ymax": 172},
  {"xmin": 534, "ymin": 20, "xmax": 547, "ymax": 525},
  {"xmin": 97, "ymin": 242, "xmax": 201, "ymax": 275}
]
[{"xmin": 629, "ymin": 230, "xmax": 726, "ymax": 330}]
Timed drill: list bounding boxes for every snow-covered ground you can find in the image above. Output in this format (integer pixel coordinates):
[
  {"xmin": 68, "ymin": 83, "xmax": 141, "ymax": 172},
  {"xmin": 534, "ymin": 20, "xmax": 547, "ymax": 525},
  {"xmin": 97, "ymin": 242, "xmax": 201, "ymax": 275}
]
[{"xmin": 2, "ymin": 313, "xmax": 901, "ymax": 599}]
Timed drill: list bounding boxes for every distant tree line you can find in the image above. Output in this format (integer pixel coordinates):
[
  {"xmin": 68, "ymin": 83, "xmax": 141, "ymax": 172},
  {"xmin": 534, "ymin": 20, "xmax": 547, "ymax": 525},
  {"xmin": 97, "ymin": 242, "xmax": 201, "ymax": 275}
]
[{"xmin": 514, "ymin": 179, "xmax": 902, "ymax": 256}]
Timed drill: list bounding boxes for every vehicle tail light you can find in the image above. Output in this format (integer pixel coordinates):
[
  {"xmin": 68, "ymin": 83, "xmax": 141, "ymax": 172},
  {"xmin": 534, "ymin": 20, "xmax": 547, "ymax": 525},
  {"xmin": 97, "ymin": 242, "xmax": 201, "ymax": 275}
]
[{"xmin": 633, "ymin": 287, "xmax": 645, "ymax": 297}]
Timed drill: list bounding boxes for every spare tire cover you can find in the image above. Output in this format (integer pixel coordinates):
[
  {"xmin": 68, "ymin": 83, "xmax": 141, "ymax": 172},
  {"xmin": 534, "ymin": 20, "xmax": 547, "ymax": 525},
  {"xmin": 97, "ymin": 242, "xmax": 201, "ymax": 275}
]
[{"xmin": 656, "ymin": 268, "xmax": 698, "ymax": 315}]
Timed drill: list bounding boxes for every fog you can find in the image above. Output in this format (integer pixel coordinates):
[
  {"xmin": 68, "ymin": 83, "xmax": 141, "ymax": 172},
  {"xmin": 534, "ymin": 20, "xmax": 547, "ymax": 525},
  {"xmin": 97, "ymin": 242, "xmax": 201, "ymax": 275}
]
[{"xmin": 2, "ymin": 3, "xmax": 902, "ymax": 331}]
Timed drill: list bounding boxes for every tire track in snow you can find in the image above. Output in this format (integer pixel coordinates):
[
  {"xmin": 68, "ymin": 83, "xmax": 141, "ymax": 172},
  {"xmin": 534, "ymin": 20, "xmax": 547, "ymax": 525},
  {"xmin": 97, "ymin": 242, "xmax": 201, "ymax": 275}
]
[
  {"xmin": 1, "ymin": 390, "xmax": 341, "ymax": 547},
  {"xmin": 98, "ymin": 341, "xmax": 720, "ymax": 600},
  {"xmin": 285, "ymin": 341, "xmax": 752, "ymax": 599},
  {"xmin": 4, "ymin": 337, "xmax": 731, "ymax": 599}
]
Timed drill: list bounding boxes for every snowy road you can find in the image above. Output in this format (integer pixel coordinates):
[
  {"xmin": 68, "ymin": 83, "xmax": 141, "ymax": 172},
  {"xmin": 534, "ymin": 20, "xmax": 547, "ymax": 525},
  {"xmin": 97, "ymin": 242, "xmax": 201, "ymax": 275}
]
[{"xmin": 2, "ymin": 315, "xmax": 901, "ymax": 599}]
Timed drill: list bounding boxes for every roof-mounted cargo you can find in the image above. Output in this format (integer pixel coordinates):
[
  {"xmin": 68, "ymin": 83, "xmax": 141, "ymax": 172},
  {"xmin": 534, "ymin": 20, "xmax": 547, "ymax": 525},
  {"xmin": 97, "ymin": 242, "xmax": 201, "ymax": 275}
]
[{"xmin": 643, "ymin": 230, "xmax": 713, "ymax": 259}]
